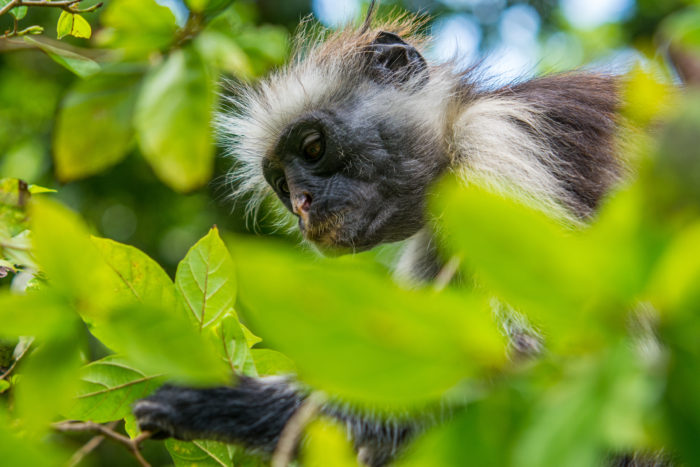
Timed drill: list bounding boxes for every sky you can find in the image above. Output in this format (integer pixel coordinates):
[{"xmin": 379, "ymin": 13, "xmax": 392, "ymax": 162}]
[{"xmin": 312, "ymin": 0, "xmax": 637, "ymax": 80}]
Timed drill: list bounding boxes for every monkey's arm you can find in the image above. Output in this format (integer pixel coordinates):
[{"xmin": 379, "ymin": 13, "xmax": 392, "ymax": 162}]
[
  {"xmin": 134, "ymin": 376, "xmax": 304, "ymax": 451},
  {"xmin": 134, "ymin": 376, "xmax": 417, "ymax": 466}
]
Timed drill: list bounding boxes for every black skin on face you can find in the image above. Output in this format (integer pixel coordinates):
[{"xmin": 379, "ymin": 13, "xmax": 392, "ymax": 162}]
[{"xmin": 262, "ymin": 105, "xmax": 445, "ymax": 253}]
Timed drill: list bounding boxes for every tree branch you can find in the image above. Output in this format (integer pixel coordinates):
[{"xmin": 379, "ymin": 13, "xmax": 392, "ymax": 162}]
[
  {"xmin": 271, "ymin": 392, "xmax": 326, "ymax": 467},
  {"xmin": 53, "ymin": 421, "xmax": 153, "ymax": 467}
]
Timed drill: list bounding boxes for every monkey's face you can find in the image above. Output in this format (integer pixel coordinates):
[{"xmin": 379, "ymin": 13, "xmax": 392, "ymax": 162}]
[
  {"xmin": 262, "ymin": 101, "xmax": 446, "ymax": 252},
  {"xmin": 229, "ymin": 30, "xmax": 449, "ymax": 253}
]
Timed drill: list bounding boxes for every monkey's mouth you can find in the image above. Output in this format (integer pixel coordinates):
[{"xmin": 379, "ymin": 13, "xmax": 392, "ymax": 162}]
[{"xmin": 299, "ymin": 211, "xmax": 345, "ymax": 246}]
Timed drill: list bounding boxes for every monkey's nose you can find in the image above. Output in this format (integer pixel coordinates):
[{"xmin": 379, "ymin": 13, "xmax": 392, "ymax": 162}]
[{"xmin": 292, "ymin": 192, "xmax": 312, "ymax": 223}]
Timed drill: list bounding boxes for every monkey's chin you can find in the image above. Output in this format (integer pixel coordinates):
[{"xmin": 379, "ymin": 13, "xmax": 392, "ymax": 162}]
[{"xmin": 305, "ymin": 236, "xmax": 375, "ymax": 257}]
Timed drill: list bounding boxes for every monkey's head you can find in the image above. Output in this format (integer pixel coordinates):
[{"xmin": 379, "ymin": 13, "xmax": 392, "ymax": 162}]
[{"xmin": 222, "ymin": 20, "xmax": 453, "ymax": 253}]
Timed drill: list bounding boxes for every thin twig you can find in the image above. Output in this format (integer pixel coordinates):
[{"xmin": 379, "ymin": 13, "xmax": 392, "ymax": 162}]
[
  {"xmin": 272, "ymin": 392, "xmax": 326, "ymax": 467},
  {"xmin": 0, "ymin": 0, "xmax": 20, "ymax": 17},
  {"xmin": 53, "ymin": 421, "xmax": 153, "ymax": 467},
  {"xmin": 432, "ymin": 255, "xmax": 461, "ymax": 292},
  {"xmin": 67, "ymin": 421, "xmax": 119, "ymax": 467},
  {"xmin": 0, "ymin": 341, "xmax": 31, "ymax": 380}
]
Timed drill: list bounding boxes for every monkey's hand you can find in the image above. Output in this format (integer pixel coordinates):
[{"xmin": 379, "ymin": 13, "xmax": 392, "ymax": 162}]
[{"xmin": 133, "ymin": 376, "xmax": 305, "ymax": 450}]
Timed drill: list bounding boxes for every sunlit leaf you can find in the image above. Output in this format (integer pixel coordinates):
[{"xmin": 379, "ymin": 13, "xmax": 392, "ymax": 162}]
[
  {"xmin": 166, "ymin": 438, "xmax": 234, "ymax": 467},
  {"xmin": 23, "ymin": 37, "xmax": 100, "ymax": 78},
  {"xmin": 0, "ymin": 291, "xmax": 74, "ymax": 339},
  {"xmin": 231, "ymin": 236, "xmax": 505, "ymax": 408},
  {"xmin": 57, "ymin": 11, "xmax": 73, "ymax": 40},
  {"xmin": 54, "ymin": 69, "xmax": 142, "ymax": 181},
  {"xmin": 176, "ymin": 227, "xmax": 236, "ymax": 330},
  {"xmin": 134, "ymin": 46, "xmax": 216, "ymax": 192},
  {"xmin": 195, "ymin": 31, "xmax": 254, "ymax": 79},
  {"xmin": 70, "ymin": 14, "xmax": 92, "ymax": 39},
  {"xmin": 66, "ymin": 355, "xmax": 165, "ymax": 423},
  {"xmin": 302, "ymin": 420, "xmax": 359, "ymax": 467}
]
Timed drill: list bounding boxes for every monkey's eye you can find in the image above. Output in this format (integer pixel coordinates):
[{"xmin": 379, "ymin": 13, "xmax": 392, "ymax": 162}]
[
  {"xmin": 276, "ymin": 178, "xmax": 290, "ymax": 196},
  {"xmin": 301, "ymin": 131, "xmax": 324, "ymax": 162}
]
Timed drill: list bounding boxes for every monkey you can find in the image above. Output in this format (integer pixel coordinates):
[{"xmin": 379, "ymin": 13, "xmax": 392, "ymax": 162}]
[{"xmin": 134, "ymin": 4, "xmax": 626, "ymax": 466}]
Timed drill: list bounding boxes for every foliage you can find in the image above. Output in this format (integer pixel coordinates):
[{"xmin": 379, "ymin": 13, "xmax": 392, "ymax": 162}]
[{"xmin": 1, "ymin": 1, "xmax": 700, "ymax": 466}]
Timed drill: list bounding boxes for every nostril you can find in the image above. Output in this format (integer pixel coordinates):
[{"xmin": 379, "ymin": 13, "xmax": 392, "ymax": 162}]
[{"xmin": 300, "ymin": 192, "xmax": 312, "ymax": 213}]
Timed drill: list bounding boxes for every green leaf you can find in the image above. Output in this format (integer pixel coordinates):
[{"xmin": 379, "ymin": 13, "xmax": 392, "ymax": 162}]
[
  {"xmin": 0, "ymin": 380, "xmax": 10, "ymax": 393},
  {"xmin": 30, "ymin": 199, "xmax": 122, "ymax": 317},
  {"xmin": 0, "ymin": 291, "xmax": 74, "ymax": 339},
  {"xmin": 176, "ymin": 227, "xmax": 237, "ymax": 330},
  {"xmin": 66, "ymin": 355, "xmax": 165, "ymax": 423},
  {"xmin": 23, "ymin": 37, "xmax": 100, "ymax": 78},
  {"xmin": 135, "ymin": 46, "xmax": 216, "ymax": 192},
  {"xmin": 70, "ymin": 14, "xmax": 92, "ymax": 39},
  {"xmin": 301, "ymin": 420, "xmax": 359, "ymax": 467},
  {"xmin": 209, "ymin": 313, "xmax": 257, "ymax": 376},
  {"xmin": 99, "ymin": 0, "xmax": 177, "ymax": 59},
  {"xmin": 232, "ymin": 237, "xmax": 505, "ymax": 408},
  {"xmin": 0, "ymin": 0, "xmax": 28, "ymax": 20},
  {"xmin": 0, "ymin": 413, "xmax": 65, "ymax": 467},
  {"xmin": 430, "ymin": 179, "xmax": 632, "ymax": 346},
  {"xmin": 15, "ymin": 333, "xmax": 84, "ymax": 432},
  {"xmin": 166, "ymin": 438, "xmax": 234, "ymax": 467},
  {"xmin": 54, "ymin": 70, "xmax": 142, "ymax": 182},
  {"xmin": 92, "ymin": 236, "xmax": 180, "ymax": 310},
  {"xmin": 512, "ymin": 344, "xmax": 659, "ymax": 467},
  {"xmin": 57, "ymin": 11, "xmax": 73, "ymax": 40},
  {"xmin": 194, "ymin": 31, "xmax": 254, "ymax": 79},
  {"xmin": 251, "ymin": 349, "xmax": 296, "ymax": 376},
  {"xmin": 97, "ymin": 303, "xmax": 229, "ymax": 385}
]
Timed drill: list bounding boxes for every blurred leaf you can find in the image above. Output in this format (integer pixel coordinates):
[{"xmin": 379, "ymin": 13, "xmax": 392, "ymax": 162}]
[
  {"xmin": 660, "ymin": 6, "xmax": 700, "ymax": 48},
  {"xmin": 65, "ymin": 355, "xmax": 165, "ymax": 423},
  {"xmin": 166, "ymin": 438, "xmax": 234, "ymax": 467},
  {"xmin": 512, "ymin": 344, "xmax": 659, "ymax": 467},
  {"xmin": 186, "ymin": 0, "xmax": 235, "ymax": 15},
  {"xmin": 0, "ymin": 380, "xmax": 9, "ymax": 393},
  {"xmin": 399, "ymin": 391, "xmax": 522, "ymax": 467},
  {"xmin": 97, "ymin": 303, "xmax": 229, "ymax": 385},
  {"xmin": 176, "ymin": 226, "xmax": 236, "ymax": 330},
  {"xmin": 30, "ymin": 199, "xmax": 121, "ymax": 317},
  {"xmin": 0, "ymin": 413, "xmax": 64, "ymax": 467},
  {"xmin": 231, "ymin": 236, "xmax": 505, "ymax": 408},
  {"xmin": 251, "ymin": 349, "xmax": 296, "ymax": 376},
  {"xmin": 54, "ymin": 70, "xmax": 142, "ymax": 181},
  {"xmin": 622, "ymin": 66, "xmax": 676, "ymax": 127},
  {"xmin": 195, "ymin": 31, "xmax": 254, "ymax": 79},
  {"xmin": 663, "ymin": 315, "xmax": 700, "ymax": 465},
  {"xmin": 0, "ymin": 291, "xmax": 74, "ymax": 339},
  {"xmin": 23, "ymin": 37, "xmax": 100, "ymax": 78},
  {"xmin": 647, "ymin": 221, "xmax": 700, "ymax": 313},
  {"xmin": 98, "ymin": 0, "xmax": 177, "ymax": 58},
  {"xmin": 430, "ymin": 180, "xmax": 630, "ymax": 342},
  {"xmin": 15, "ymin": 333, "xmax": 84, "ymax": 432},
  {"xmin": 134, "ymin": 46, "xmax": 215, "ymax": 192},
  {"xmin": 302, "ymin": 420, "xmax": 359, "ymax": 467}
]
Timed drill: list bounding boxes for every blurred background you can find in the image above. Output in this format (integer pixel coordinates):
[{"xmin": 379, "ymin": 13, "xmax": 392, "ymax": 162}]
[{"xmin": 0, "ymin": 0, "xmax": 692, "ymax": 276}]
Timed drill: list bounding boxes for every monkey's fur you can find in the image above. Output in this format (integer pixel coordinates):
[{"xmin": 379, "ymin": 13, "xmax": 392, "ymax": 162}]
[{"xmin": 135, "ymin": 13, "xmax": 628, "ymax": 466}]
